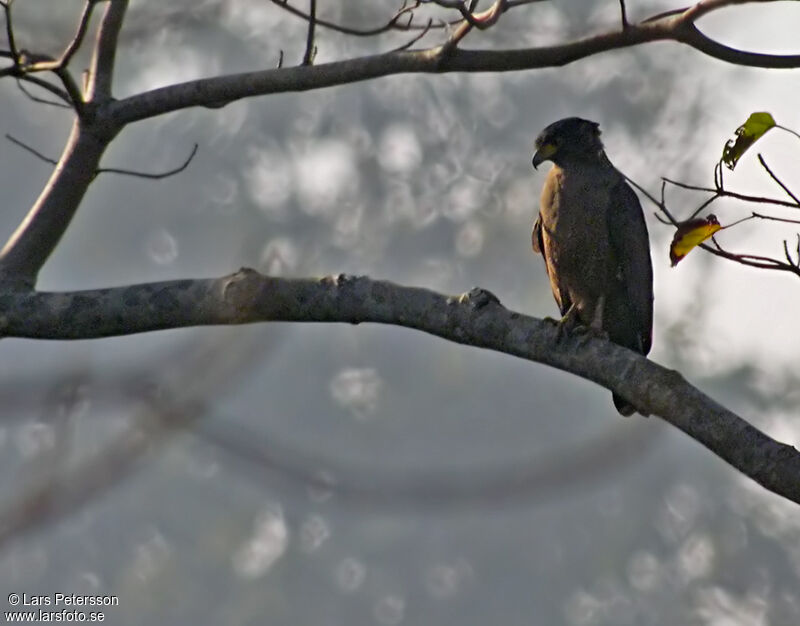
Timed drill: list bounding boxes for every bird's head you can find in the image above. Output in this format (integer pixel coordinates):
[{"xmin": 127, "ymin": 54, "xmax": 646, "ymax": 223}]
[{"xmin": 532, "ymin": 117, "xmax": 604, "ymax": 169}]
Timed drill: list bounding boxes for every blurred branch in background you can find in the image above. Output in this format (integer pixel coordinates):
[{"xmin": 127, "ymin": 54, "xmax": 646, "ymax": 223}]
[{"xmin": 0, "ymin": 327, "xmax": 270, "ymax": 551}]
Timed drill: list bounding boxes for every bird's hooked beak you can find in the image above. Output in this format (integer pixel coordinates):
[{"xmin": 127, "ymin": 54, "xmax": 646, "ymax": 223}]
[{"xmin": 532, "ymin": 142, "xmax": 557, "ymax": 169}]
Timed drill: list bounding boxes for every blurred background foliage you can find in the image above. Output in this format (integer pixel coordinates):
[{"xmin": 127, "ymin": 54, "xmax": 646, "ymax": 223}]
[{"xmin": 0, "ymin": 1, "xmax": 799, "ymax": 624}]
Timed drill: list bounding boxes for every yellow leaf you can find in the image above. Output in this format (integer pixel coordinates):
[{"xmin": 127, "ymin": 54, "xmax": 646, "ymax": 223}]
[
  {"xmin": 670, "ymin": 215, "xmax": 722, "ymax": 266},
  {"xmin": 721, "ymin": 112, "xmax": 776, "ymax": 170}
]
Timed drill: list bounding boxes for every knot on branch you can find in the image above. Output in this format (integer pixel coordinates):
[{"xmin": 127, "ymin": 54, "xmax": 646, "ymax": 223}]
[
  {"xmin": 221, "ymin": 267, "xmax": 263, "ymax": 310},
  {"xmin": 458, "ymin": 287, "xmax": 501, "ymax": 309}
]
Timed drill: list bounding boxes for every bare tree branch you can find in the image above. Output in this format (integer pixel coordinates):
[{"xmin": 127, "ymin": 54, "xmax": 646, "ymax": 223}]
[
  {"xmin": 7, "ymin": 1, "xmax": 101, "ymax": 112},
  {"xmin": 393, "ymin": 18, "xmax": 435, "ymax": 51},
  {"xmin": 631, "ymin": 173, "xmax": 800, "ymax": 277},
  {"xmin": 662, "ymin": 177, "xmax": 800, "ymax": 210},
  {"xmin": 15, "ymin": 77, "xmax": 72, "ymax": 108},
  {"xmin": 619, "ymin": 0, "xmax": 628, "ymax": 29},
  {"xmin": 5, "ymin": 135, "xmax": 197, "ymax": 181},
  {"xmin": 301, "ymin": 0, "xmax": 317, "ymax": 65},
  {"xmin": 0, "ymin": 270, "xmax": 797, "ymax": 506},
  {"xmin": 98, "ymin": 143, "xmax": 198, "ymax": 179},
  {"xmin": 21, "ymin": 0, "xmax": 97, "ymax": 72},
  {"xmin": 86, "ymin": 0, "xmax": 128, "ymax": 101},
  {"xmin": 5, "ymin": 133, "xmax": 58, "ymax": 164},
  {"xmin": 106, "ymin": 3, "xmax": 800, "ymax": 126},
  {"xmin": 0, "ymin": 2, "xmax": 132, "ymax": 285},
  {"xmin": 0, "ymin": 123, "xmax": 117, "ymax": 286},
  {"xmin": 757, "ymin": 153, "xmax": 800, "ymax": 205},
  {"xmin": 270, "ymin": 0, "xmax": 427, "ymax": 37},
  {"xmin": 0, "ymin": 0, "xmax": 18, "ymax": 61},
  {"xmin": 58, "ymin": 0, "xmax": 98, "ymax": 69}
]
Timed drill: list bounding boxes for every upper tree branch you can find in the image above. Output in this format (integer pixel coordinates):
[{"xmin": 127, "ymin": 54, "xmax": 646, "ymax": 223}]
[
  {"xmin": 0, "ymin": 1, "xmax": 128, "ymax": 286},
  {"xmin": 59, "ymin": 0, "xmax": 97, "ymax": 69},
  {"xmin": 5, "ymin": 0, "xmax": 98, "ymax": 112},
  {"xmin": 106, "ymin": 3, "xmax": 800, "ymax": 126},
  {"xmin": 0, "ymin": 269, "xmax": 798, "ymax": 507},
  {"xmin": 86, "ymin": 0, "xmax": 128, "ymax": 101}
]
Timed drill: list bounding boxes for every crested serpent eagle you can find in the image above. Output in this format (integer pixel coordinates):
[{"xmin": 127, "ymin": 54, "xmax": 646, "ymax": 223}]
[{"xmin": 531, "ymin": 117, "xmax": 653, "ymax": 416}]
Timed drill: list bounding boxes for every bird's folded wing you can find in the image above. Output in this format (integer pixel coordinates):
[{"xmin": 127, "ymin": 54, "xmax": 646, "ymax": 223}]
[
  {"xmin": 532, "ymin": 213, "xmax": 544, "ymax": 254},
  {"xmin": 607, "ymin": 179, "xmax": 654, "ymax": 355}
]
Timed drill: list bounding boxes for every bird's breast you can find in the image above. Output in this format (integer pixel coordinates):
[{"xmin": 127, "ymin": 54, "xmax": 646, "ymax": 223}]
[{"xmin": 539, "ymin": 168, "xmax": 614, "ymax": 267}]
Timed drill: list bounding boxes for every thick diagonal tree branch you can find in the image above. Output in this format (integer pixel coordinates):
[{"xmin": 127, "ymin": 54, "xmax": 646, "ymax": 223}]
[
  {"xmin": 0, "ymin": 1, "xmax": 128, "ymax": 286},
  {"xmin": 0, "ymin": 269, "xmax": 797, "ymax": 506},
  {"xmin": 0, "ymin": 122, "xmax": 117, "ymax": 286}
]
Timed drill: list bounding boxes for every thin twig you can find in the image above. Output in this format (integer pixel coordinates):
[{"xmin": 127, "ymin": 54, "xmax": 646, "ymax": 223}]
[
  {"xmin": 782, "ymin": 240, "xmax": 798, "ymax": 268},
  {"xmin": 718, "ymin": 214, "xmax": 756, "ymax": 230},
  {"xmin": 302, "ymin": 0, "xmax": 317, "ymax": 65},
  {"xmin": 775, "ymin": 124, "xmax": 800, "ymax": 143},
  {"xmin": 98, "ymin": 144, "xmax": 199, "ymax": 180},
  {"xmin": 423, "ymin": 0, "xmax": 481, "ymax": 27},
  {"xmin": 632, "ymin": 173, "xmax": 800, "ymax": 277},
  {"xmin": 16, "ymin": 79, "xmax": 71, "ymax": 108},
  {"xmin": 1, "ymin": 0, "xmax": 18, "ymax": 61},
  {"xmin": 58, "ymin": 0, "xmax": 97, "ymax": 68},
  {"xmin": 393, "ymin": 18, "xmax": 434, "ymax": 51},
  {"xmin": 624, "ymin": 174, "xmax": 681, "ymax": 224},
  {"xmin": 688, "ymin": 193, "xmax": 719, "ymax": 219},
  {"xmin": 663, "ymin": 178, "xmax": 800, "ymax": 210},
  {"xmin": 6, "ymin": 135, "xmax": 198, "ymax": 181},
  {"xmin": 21, "ymin": 1, "xmax": 97, "ymax": 72},
  {"xmin": 641, "ymin": 5, "xmax": 690, "ymax": 23},
  {"xmin": 5, "ymin": 133, "xmax": 58, "ymax": 165},
  {"xmin": 698, "ymin": 241, "xmax": 800, "ymax": 275},
  {"xmin": 270, "ymin": 0, "xmax": 429, "ymax": 36},
  {"xmin": 16, "ymin": 76, "xmax": 72, "ymax": 106},
  {"xmin": 750, "ymin": 212, "xmax": 800, "ymax": 226},
  {"xmin": 619, "ymin": 0, "xmax": 628, "ymax": 29},
  {"xmin": 757, "ymin": 153, "xmax": 800, "ymax": 205}
]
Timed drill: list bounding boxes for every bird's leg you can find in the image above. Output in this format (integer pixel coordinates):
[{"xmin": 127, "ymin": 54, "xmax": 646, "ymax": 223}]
[
  {"xmin": 559, "ymin": 303, "xmax": 581, "ymax": 332},
  {"xmin": 547, "ymin": 302, "xmax": 609, "ymax": 342},
  {"xmin": 543, "ymin": 304, "xmax": 582, "ymax": 342},
  {"xmin": 571, "ymin": 296, "xmax": 609, "ymax": 339}
]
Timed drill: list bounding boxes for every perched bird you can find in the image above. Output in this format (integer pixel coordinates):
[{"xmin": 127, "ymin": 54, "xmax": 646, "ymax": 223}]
[{"xmin": 531, "ymin": 117, "xmax": 653, "ymax": 416}]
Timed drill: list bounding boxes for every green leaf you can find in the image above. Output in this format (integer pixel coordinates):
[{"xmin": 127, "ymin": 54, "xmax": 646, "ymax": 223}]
[{"xmin": 721, "ymin": 112, "xmax": 776, "ymax": 170}]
